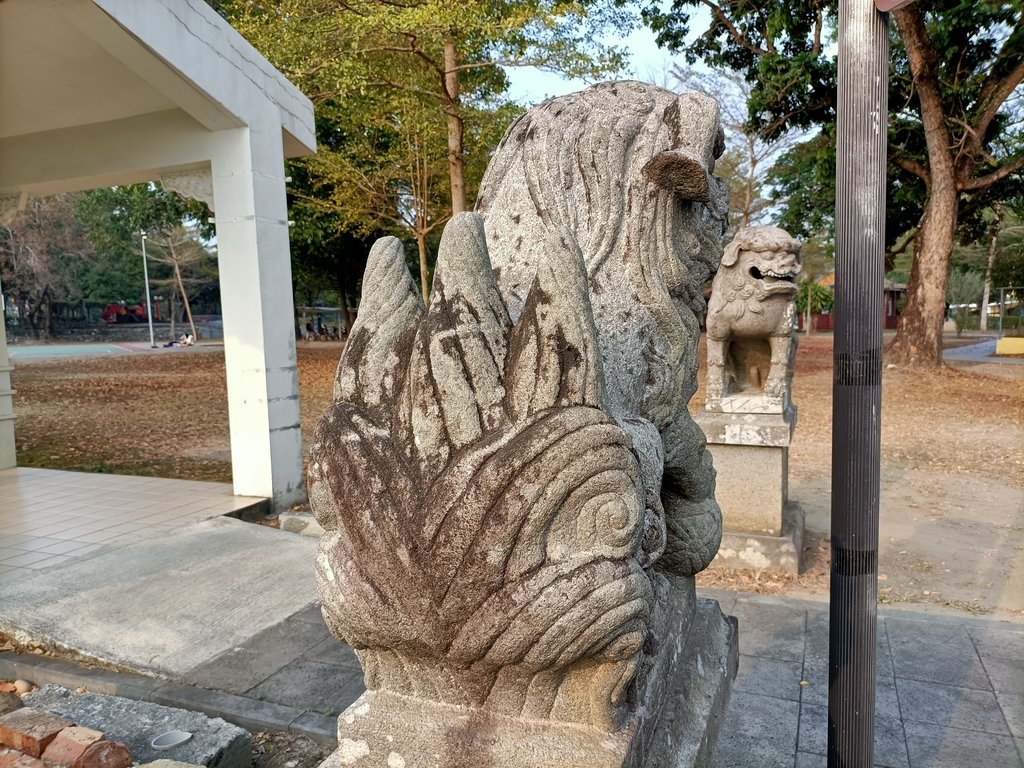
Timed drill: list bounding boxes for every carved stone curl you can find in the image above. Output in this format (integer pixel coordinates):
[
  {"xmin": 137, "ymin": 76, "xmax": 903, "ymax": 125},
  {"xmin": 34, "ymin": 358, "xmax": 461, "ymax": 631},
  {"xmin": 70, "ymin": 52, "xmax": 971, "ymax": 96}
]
[{"xmin": 705, "ymin": 226, "xmax": 802, "ymax": 412}]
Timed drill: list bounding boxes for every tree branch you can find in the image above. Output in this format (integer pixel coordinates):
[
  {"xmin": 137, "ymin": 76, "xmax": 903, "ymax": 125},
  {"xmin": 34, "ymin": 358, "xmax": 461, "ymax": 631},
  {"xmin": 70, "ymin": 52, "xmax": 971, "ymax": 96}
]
[
  {"xmin": 698, "ymin": 0, "xmax": 770, "ymax": 57},
  {"xmin": 959, "ymin": 154, "xmax": 1024, "ymax": 191},
  {"xmin": 891, "ymin": 155, "xmax": 931, "ymax": 183},
  {"xmin": 970, "ymin": 42, "xmax": 1024, "ymax": 148}
]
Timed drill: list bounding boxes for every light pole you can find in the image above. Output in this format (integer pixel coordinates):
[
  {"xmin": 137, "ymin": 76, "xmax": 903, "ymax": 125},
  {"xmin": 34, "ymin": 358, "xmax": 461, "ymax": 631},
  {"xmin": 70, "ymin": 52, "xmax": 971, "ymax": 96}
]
[{"xmin": 140, "ymin": 232, "xmax": 157, "ymax": 349}]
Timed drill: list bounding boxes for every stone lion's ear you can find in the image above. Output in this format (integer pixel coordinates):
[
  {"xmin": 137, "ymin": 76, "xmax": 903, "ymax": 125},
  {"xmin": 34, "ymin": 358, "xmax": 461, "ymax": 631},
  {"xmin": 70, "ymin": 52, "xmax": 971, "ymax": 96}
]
[
  {"xmin": 642, "ymin": 149, "xmax": 712, "ymax": 203},
  {"xmin": 720, "ymin": 240, "xmax": 741, "ymax": 268}
]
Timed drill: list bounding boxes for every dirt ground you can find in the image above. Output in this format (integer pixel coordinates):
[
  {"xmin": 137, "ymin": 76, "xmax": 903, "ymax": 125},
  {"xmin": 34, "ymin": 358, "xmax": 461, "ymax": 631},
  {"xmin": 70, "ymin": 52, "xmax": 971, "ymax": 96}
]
[{"xmin": 10, "ymin": 334, "xmax": 1024, "ymax": 620}]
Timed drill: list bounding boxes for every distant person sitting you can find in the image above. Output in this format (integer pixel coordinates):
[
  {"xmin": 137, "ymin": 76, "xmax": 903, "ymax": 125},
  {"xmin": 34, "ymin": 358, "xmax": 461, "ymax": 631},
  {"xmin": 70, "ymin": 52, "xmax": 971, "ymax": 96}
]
[{"xmin": 162, "ymin": 333, "xmax": 194, "ymax": 348}]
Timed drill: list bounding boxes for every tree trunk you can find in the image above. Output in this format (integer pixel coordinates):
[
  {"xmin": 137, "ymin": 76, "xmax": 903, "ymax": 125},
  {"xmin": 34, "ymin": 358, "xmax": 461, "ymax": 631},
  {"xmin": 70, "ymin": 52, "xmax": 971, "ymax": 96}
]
[
  {"xmin": 443, "ymin": 39, "xmax": 466, "ymax": 214},
  {"xmin": 169, "ymin": 289, "xmax": 178, "ymax": 340},
  {"xmin": 980, "ymin": 205, "xmax": 1001, "ymax": 332},
  {"xmin": 43, "ymin": 296, "xmax": 55, "ymax": 340},
  {"xmin": 172, "ymin": 260, "xmax": 198, "ymax": 340},
  {"xmin": 887, "ymin": 185, "xmax": 958, "ymax": 367},
  {"xmin": 417, "ymin": 232, "xmax": 431, "ymax": 305},
  {"xmin": 888, "ymin": 6, "xmax": 958, "ymax": 368}
]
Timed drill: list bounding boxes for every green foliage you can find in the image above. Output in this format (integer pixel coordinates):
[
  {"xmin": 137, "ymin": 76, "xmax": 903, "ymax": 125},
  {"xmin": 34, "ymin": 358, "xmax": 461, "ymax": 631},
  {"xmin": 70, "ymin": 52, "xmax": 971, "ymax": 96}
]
[
  {"xmin": 946, "ymin": 267, "xmax": 986, "ymax": 335},
  {"xmin": 220, "ymin": 0, "xmax": 635, "ymax": 305},
  {"xmin": 645, "ymin": 0, "xmax": 1023, "ymax": 254},
  {"xmin": 795, "ymin": 279, "xmax": 834, "ymax": 315},
  {"xmin": 74, "ymin": 184, "xmax": 212, "ymax": 304}
]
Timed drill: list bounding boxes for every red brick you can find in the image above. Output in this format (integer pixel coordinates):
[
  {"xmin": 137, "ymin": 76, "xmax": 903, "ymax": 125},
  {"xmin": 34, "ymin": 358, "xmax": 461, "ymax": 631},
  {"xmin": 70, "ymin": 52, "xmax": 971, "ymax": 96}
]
[
  {"xmin": 70, "ymin": 741, "xmax": 130, "ymax": 768},
  {"xmin": 40, "ymin": 727, "xmax": 104, "ymax": 768},
  {"xmin": 0, "ymin": 749, "xmax": 45, "ymax": 768},
  {"xmin": 0, "ymin": 709, "xmax": 73, "ymax": 758}
]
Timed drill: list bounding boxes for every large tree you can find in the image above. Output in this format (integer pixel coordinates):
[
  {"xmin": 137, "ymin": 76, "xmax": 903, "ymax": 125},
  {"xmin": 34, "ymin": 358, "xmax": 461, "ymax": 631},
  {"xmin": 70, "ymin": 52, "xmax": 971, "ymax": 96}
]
[
  {"xmin": 224, "ymin": 0, "xmax": 633, "ymax": 213},
  {"xmin": 0, "ymin": 194, "xmax": 94, "ymax": 339},
  {"xmin": 644, "ymin": 0, "xmax": 1024, "ymax": 367}
]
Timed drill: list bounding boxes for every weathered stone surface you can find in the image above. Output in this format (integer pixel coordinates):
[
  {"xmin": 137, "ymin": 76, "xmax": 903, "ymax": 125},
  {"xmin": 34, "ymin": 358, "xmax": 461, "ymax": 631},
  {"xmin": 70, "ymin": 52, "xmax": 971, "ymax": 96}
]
[
  {"xmin": 0, "ymin": 695, "xmax": 22, "ymax": 718},
  {"xmin": 712, "ymin": 502, "xmax": 805, "ymax": 574},
  {"xmin": 317, "ymin": 598, "xmax": 737, "ymax": 768},
  {"xmin": 705, "ymin": 227, "xmax": 801, "ymax": 411},
  {"xmin": 310, "ymin": 81, "xmax": 737, "ymax": 767},
  {"xmin": 704, "ymin": 444, "xmax": 788, "ymax": 535},
  {"xmin": 478, "ymin": 81, "xmax": 727, "ymax": 577},
  {"xmin": 696, "ymin": 409, "xmax": 796, "ymax": 448},
  {"xmin": 0, "ymin": 707, "xmax": 72, "ymax": 757},
  {"xmin": 24, "ymin": 687, "xmax": 249, "ymax": 768}
]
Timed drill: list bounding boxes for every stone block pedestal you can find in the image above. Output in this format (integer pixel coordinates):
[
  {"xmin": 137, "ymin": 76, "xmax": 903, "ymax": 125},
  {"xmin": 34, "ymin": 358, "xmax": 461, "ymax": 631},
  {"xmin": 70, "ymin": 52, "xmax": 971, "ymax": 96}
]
[
  {"xmin": 319, "ymin": 592, "xmax": 738, "ymax": 768},
  {"xmin": 696, "ymin": 404, "xmax": 805, "ymax": 573}
]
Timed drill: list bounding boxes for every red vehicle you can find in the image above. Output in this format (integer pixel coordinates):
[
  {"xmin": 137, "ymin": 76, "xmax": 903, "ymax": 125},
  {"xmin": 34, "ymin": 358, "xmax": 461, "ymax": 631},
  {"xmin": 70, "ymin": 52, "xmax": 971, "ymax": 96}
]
[{"xmin": 100, "ymin": 303, "xmax": 147, "ymax": 324}]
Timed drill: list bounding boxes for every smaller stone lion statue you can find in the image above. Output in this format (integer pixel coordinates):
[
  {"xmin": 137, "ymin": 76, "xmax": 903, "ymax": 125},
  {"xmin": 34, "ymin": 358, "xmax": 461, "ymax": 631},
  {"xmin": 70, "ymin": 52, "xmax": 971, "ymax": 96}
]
[{"xmin": 705, "ymin": 226, "xmax": 801, "ymax": 409}]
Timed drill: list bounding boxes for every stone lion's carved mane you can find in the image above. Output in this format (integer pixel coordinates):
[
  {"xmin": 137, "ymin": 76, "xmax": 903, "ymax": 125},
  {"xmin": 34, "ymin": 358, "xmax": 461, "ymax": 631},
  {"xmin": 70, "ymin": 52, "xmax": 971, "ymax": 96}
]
[{"xmin": 477, "ymin": 81, "xmax": 727, "ymax": 577}]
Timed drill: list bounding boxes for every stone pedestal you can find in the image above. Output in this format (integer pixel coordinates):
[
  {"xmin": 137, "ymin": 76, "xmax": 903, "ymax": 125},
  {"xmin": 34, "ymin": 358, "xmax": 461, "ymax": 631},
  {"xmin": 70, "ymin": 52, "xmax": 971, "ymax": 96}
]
[
  {"xmin": 696, "ymin": 401, "xmax": 804, "ymax": 573},
  {"xmin": 320, "ymin": 590, "xmax": 738, "ymax": 768}
]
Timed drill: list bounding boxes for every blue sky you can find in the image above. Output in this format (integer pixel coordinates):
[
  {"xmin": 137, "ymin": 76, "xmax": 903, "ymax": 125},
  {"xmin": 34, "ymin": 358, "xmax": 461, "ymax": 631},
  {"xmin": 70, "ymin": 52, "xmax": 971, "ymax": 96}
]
[{"xmin": 504, "ymin": 22, "xmax": 683, "ymax": 105}]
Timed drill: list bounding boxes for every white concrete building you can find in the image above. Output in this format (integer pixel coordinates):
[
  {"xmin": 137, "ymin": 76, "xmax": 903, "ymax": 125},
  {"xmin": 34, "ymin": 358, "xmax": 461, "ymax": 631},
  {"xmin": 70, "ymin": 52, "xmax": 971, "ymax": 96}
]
[{"xmin": 0, "ymin": 0, "xmax": 316, "ymax": 509}]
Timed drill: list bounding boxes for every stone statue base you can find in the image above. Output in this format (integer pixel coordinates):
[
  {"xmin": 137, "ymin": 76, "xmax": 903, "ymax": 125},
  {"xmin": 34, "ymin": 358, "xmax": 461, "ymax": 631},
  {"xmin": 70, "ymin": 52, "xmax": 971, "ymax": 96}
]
[
  {"xmin": 696, "ymin": 408, "xmax": 805, "ymax": 573},
  {"xmin": 713, "ymin": 501, "xmax": 805, "ymax": 574},
  {"xmin": 318, "ymin": 590, "xmax": 737, "ymax": 768}
]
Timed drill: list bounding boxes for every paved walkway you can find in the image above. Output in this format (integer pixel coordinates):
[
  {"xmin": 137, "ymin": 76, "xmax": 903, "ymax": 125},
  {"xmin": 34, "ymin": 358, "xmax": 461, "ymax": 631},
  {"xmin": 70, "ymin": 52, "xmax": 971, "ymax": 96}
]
[
  {"xmin": 0, "ymin": 492, "xmax": 1019, "ymax": 766},
  {"xmin": 7, "ymin": 342, "xmax": 223, "ymax": 360},
  {"xmin": 944, "ymin": 337, "xmax": 1024, "ymax": 365},
  {"xmin": 0, "ymin": 467, "xmax": 267, "ymax": 585}
]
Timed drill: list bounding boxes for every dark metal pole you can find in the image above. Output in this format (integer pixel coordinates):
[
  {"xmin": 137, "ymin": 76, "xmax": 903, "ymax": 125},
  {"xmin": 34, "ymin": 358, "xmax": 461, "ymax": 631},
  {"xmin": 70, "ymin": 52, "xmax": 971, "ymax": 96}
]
[{"xmin": 829, "ymin": 0, "xmax": 888, "ymax": 765}]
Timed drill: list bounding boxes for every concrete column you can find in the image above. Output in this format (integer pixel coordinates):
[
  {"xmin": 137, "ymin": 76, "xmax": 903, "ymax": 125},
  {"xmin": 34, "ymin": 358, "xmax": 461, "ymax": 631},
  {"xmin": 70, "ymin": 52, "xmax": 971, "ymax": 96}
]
[
  {"xmin": 0, "ymin": 277, "xmax": 16, "ymax": 469},
  {"xmin": 210, "ymin": 121, "xmax": 303, "ymax": 510}
]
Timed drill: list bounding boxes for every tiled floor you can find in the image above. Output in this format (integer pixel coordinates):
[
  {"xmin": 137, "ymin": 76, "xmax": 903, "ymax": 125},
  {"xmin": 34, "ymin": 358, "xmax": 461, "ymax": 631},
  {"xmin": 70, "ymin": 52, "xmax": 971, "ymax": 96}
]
[
  {"xmin": 704, "ymin": 590, "xmax": 1024, "ymax": 768},
  {"xmin": 0, "ymin": 466, "xmax": 267, "ymax": 585}
]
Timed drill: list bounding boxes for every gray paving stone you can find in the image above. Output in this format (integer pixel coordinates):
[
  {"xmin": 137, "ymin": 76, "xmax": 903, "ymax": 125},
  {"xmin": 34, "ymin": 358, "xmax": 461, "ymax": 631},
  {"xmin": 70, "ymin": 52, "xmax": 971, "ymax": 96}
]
[
  {"xmin": 289, "ymin": 602, "xmax": 328, "ymax": 625},
  {"xmin": 733, "ymin": 654, "xmax": 804, "ymax": 701},
  {"xmin": 184, "ymin": 609, "xmax": 333, "ymax": 693},
  {"xmin": 711, "ymin": 691, "xmax": 799, "ymax": 768},
  {"xmin": 998, "ymin": 692, "xmax": 1024, "ymax": 738},
  {"xmin": 151, "ymin": 682, "xmax": 303, "ymax": 737},
  {"xmin": 795, "ymin": 752, "xmax": 825, "ymax": 768},
  {"xmin": 797, "ymin": 703, "xmax": 908, "ymax": 768},
  {"xmin": 983, "ymin": 652, "xmax": 1024, "ymax": 695},
  {"xmin": 903, "ymin": 721, "xmax": 1022, "ymax": 768},
  {"xmin": 799, "ymin": 665, "xmax": 900, "ymax": 720},
  {"xmin": 887, "ymin": 617, "xmax": 991, "ymax": 690},
  {"xmin": 731, "ymin": 599, "xmax": 807, "ymax": 662},
  {"xmin": 968, "ymin": 625, "xmax": 1024, "ymax": 662},
  {"xmin": 803, "ymin": 612, "xmax": 894, "ymax": 678},
  {"xmin": 246, "ymin": 660, "xmax": 365, "ymax": 716},
  {"xmin": 897, "ymin": 678, "xmax": 1009, "ymax": 735},
  {"xmin": 301, "ymin": 637, "xmax": 362, "ymax": 670}
]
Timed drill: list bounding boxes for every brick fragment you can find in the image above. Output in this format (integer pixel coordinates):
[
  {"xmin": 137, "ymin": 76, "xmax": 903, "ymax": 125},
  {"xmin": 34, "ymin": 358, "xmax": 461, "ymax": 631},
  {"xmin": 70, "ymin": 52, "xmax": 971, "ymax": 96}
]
[
  {"xmin": 40, "ymin": 727, "xmax": 104, "ymax": 767},
  {"xmin": 0, "ymin": 748, "xmax": 45, "ymax": 768},
  {"xmin": 71, "ymin": 741, "xmax": 130, "ymax": 768},
  {"xmin": 0, "ymin": 709, "xmax": 73, "ymax": 758}
]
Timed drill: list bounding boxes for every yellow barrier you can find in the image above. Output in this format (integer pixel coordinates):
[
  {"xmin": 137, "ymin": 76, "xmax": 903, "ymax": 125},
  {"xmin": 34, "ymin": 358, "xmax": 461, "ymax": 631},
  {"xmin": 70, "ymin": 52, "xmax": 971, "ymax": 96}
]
[{"xmin": 995, "ymin": 337, "xmax": 1024, "ymax": 355}]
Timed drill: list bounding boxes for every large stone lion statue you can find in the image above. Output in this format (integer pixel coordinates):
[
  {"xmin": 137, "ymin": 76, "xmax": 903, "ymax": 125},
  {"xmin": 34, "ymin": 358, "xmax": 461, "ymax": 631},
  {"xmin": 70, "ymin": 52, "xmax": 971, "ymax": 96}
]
[
  {"xmin": 476, "ymin": 80, "xmax": 729, "ymax": 577},
  {"xmin": 705, "ymin": 225, "xmax": 802, "ymax": 410}
]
